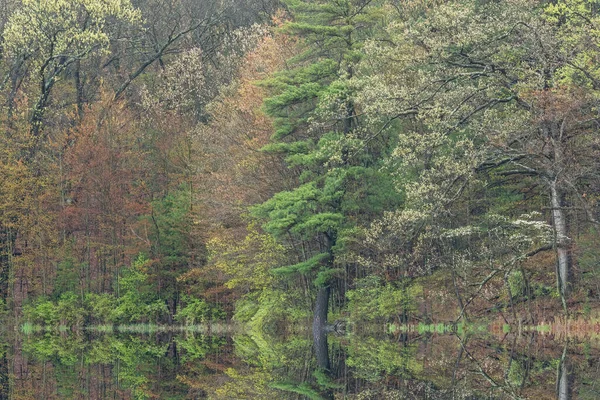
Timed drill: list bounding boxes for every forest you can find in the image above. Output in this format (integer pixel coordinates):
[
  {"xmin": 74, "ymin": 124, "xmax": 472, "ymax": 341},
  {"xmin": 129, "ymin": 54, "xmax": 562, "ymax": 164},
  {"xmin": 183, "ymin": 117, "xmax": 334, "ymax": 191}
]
[{"xmin": 1, "ymin": 0, "xmax": 600, "ymax": 340}]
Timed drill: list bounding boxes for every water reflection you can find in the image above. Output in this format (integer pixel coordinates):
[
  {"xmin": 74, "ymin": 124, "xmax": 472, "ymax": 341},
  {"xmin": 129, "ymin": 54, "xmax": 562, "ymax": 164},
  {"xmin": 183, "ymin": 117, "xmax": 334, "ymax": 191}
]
[{"xmin": 0, "ymin": 328, "xmax": 598, "ymax": 399}]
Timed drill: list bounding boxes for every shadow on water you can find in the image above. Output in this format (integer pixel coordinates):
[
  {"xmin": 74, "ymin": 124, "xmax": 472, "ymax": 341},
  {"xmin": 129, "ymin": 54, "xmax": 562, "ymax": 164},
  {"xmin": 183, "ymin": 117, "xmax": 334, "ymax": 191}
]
[{"xmin": 0, "ymin": 325, "xmax": 599, "ymax": 399}]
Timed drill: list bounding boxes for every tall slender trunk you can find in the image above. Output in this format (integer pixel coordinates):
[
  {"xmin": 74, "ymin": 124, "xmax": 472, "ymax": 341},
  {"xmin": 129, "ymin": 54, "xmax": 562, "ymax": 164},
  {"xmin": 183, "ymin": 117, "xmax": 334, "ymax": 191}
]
[
  {"xmin": 557, "ymin": 346, "xmax": 571, "ymax": 400},
  {"xmin": 0, "ymin": 346, "xmax": 7, "ymax": 400},
  {"xmin": 313, "ymin": 285, "xmax": 333, "ymax": 400},
  {"xmin": 75, "ymin": 59, "xmax": 85, "ymax": 120},
  {"xmin": 545, "ymin": 119, "xmax": 571, "ymax": 301},
  {"xmin": 0, "ymin": 230, "xmax": 11, "ymax": 302},
  {"xmin": 550, "ymin": 181, "xmax": 570, "ymax": 299}
]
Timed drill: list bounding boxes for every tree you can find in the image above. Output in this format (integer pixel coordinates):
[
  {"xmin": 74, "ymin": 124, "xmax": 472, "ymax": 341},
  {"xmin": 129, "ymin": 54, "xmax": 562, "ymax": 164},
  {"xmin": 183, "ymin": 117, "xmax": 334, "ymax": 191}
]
[
  {"xmin": 62, "ymin": 96, "xmax": 150, "ymax": 295},
  {"xmin": 2, "ymin": 0, "xmax": 140, "ymax": 143},
  {"xmin": 252, "ymin": 0, "xmax": 395, "ymax": 335},
  {"xmin": 356, "ymin": 0, "xmax": 600, "ymax": 302}
]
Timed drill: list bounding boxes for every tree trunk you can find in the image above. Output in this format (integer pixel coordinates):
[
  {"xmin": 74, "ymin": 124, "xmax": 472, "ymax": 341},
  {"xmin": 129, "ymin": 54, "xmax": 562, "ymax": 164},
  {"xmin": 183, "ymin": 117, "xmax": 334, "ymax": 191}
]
[
  {"xmin": 550, "ymin": 181, "xmax": 570, "ymax": 299},
  {"xmin": 0, "ymin": 350, "xmax": 7, "ymax": 400},
  {"xmin": 313, "ymin": 285, "xmax": 334, "ymax": 400},
  {"xmin": 0, "ymin": 228, "xmax": 16, "ymax": 303},
  {"xmin": 557, "ymin": 346, "xmax": 572, "ymax": 400},
  {"xmin": 313, "ymin": 285, "xmax": 330, "ymax": 370},
  {"xmin": 74, "ymin": 59, "xmax": 85, "ymax": 120}
]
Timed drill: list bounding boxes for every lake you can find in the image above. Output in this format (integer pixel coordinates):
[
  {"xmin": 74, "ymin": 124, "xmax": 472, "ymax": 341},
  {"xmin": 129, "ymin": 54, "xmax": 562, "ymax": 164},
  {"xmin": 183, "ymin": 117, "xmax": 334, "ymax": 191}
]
[{"xmin": 1, "ymin": 325, "xmax": 597, "ymax": 399}]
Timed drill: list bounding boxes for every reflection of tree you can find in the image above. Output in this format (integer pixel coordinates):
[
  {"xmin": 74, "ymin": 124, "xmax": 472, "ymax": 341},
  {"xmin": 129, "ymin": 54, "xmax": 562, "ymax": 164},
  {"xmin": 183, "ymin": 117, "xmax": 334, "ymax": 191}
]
[
  {"xmin": 0, "ymin": 347, "xmax": 7, "ymax": 400},
  {"xmin": 12, "ymin": 331, "xmax": 229, "ymax": 399},
  {"xmin": 557, "ymin": 345, "xmax": 572, "ymax": 400},
  {"xmin": 456, "ymin": 336, "xmax": 525, "ymax": 399},
  {"xmin": 342, "ymin": 333, "xmax": 580, "ymax": 400},
  {"xmin": 6, "ymin": 330, "xmax": 600, "ymax": 399}
]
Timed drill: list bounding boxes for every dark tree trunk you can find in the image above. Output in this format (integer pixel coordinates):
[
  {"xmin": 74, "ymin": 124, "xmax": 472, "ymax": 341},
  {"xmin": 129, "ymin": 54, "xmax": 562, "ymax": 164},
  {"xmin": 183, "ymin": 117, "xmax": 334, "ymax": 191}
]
[
  {"xmin": 0, "ymin": 228, "xmax": 16, "ymax": 303},
  {"xmin": 313, "ymin": 286, "xmax": 330, "ymax": 334},
  {"xmin": 313, "ymin": 285, "xmax": 330, "ymax": 370},
  {"xmin": 313, "ymin": 285, "xmax": 334, "ymax": 400},
  {"xmin": 74, "ymin": 59, "xmax": 85, "ymax": 120},
  {"xmin": 0, "ymin": 351, "xmax": 7, "ymax": 400}
]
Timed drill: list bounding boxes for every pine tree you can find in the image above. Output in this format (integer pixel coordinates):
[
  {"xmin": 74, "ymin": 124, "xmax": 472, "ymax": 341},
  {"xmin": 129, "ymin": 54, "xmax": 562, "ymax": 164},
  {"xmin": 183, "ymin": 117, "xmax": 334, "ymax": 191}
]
[{"xmin": 253, "ymin": 0, "xmax": 395, "ymax": 333}]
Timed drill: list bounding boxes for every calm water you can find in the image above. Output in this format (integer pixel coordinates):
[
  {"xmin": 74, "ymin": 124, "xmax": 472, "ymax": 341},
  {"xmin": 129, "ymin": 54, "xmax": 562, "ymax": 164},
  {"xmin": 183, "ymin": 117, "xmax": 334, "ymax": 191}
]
[{"xmin": 1, "ymin": 328, "xmax": 598, "ymax": 399}]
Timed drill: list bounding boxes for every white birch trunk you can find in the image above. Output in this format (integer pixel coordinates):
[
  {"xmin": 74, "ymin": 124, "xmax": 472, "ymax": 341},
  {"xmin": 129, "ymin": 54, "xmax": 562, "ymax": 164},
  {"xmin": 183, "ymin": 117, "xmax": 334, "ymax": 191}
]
[{"xmin": 550, "ymin": 181, "xmax": 570, "ymax": 298}]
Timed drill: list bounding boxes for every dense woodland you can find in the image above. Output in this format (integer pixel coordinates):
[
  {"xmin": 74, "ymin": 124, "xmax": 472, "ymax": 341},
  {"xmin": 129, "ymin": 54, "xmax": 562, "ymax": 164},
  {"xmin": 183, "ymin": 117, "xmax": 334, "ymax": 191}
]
[{"xmin": 1, "ymin": 0, "xmax": 600, "ymax": 332}]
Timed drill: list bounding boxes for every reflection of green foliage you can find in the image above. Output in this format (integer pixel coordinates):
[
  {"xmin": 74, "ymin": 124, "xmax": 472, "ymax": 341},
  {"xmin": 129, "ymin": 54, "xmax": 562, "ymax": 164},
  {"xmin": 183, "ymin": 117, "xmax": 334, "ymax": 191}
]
[
  {"xmin": 416, "ymin": 323, "xmax": 454, "ymax": 334},
  {"xmin": 314, "ymin": 369, "xmax": 343, "ymax": 389},
  {"xmin": 345, "ymin": 388, "xmax": 408, "ymax": 399},
  {"xmin": 22, "ymin": 333, "xmax": 86, "ymax": 365},
  {"xmin": 234, "ymin": 332, "xmax": 311, "ymax": 370},
  {"xmin": 507, "ymin": 360, "xmax": 525, "ymax": 387},
  {"xmin": 21, "ymin": 333, "xmax": 174, "ymax": 399},
  {"xmin": 216, "ymin": 367, "xmax": 281, "ymax": 399},
  {"xmin": 176, "ymin": 334, "xmax": 225, "ymax": 362},
  {"xmin": 228, "ymin": 331, "xmax": 329, "ymax": 399},
  {"xmin": 345, "ymin": 337, "xmax": 422, "ymax": 381},
  {"xmin": 271, "ymin": 382, "xmax": 324, "ymax": 400},
  {"xmin": 17, "ymin": 328, "xmax": 600, "ymax": 400}
]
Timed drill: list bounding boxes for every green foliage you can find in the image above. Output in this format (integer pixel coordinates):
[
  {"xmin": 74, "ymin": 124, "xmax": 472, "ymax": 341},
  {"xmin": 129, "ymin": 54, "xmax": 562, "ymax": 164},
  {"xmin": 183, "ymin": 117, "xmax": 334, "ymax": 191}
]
[
  {"xmin": 545, "ymin": 0, "xmax": 600, "ymax": 88},
  {"xmin": 346, "ymin": 276, "xmax": 422, "ymax": 323},
  {"xmin": 22, "ymin": 298, "xmax": 59, "ymax": 326},
  {"xmin": 508, "ymin": 270, "xmax": 525, "ymax": 299},
  {"xmin": 148, "ymin": 187, "xmax": 193, "ymax": 266},
  {"xmin": 55, "ymin": 292, "xmax": 86, "ymax": 327},
  {"xmin": 233, "ymin": 289, "xmax": 310, "ymax": 335},
  {"xmin": 313, "ymin": 369, "xmax": 343, "ymax": 389},
  {"xmin": 22, "ymin": 292, "xmax": 86, "ymax": 326},
  {"xmin": 272, "ymin": 252, "xmax": 330, "ymax": 276},
  {"xmin": 252, "ymin": 0, "xmax": 395, "ymax": 302},
  {"xmin": 175, "ymin": 295, "xmax": 225, "ymax": 325},
  {"xmin": 112, "ymin": 255, "xmax": 168, "ymax": 323},
  {"xmin": 22, "ymin": 254, "xmax": 170, "ymax": 326},
  {"xmin": 577, "ymin": 229, "xmax": 600, "ymax": 293},
  {"xmin": 53, "ymin": 257, "xmax": 80, "ymax": 296},
  {"xmin": 175, "ymin": 296, "xmax": 210, "ymax": 325},
  {"xmin": 84, "ymin": 293, "xmax": 118, "ymax": 323},
  {"xmin": 209, "ymin": 222, "xmax": 287, "ymax": 292},
  {"xmin": 3, "ymin": 0, "xmax": 140, "ymax": 64}
]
